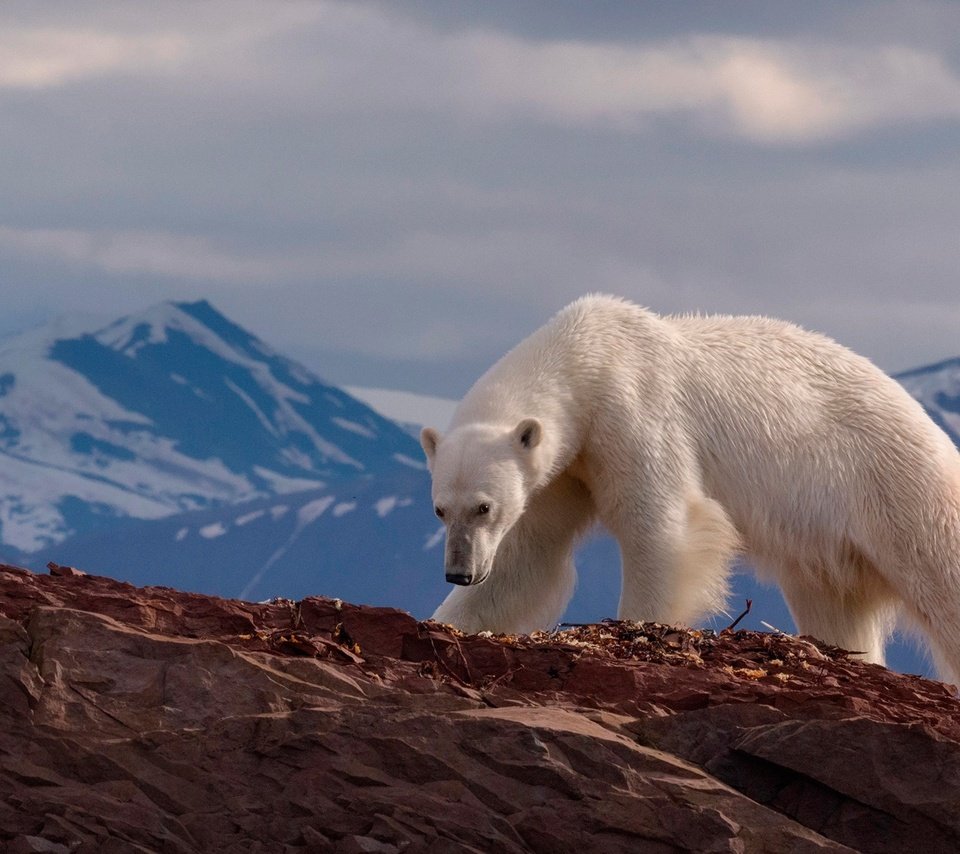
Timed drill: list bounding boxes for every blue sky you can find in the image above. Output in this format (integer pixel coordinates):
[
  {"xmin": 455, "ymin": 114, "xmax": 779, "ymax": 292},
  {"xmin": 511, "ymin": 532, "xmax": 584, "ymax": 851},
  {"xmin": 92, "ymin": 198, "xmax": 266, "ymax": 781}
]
[{"xmin": 2, "ymin": 1, "xmax": 959, "ymax": 395}]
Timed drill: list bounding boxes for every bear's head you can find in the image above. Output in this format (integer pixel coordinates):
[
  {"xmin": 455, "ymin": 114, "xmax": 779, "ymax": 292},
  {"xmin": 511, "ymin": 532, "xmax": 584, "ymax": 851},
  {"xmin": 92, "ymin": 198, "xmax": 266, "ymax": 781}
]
[{"xmin": 420, "ymin": 418, "xmax": 543, "ymax": 587}]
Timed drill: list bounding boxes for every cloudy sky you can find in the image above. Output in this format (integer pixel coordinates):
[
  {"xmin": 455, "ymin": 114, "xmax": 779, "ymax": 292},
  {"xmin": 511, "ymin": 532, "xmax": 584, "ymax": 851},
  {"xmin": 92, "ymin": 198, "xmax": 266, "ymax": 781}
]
[{"xmin": 2, "ymin": 1, "xmax": 959, "ymax": 396}]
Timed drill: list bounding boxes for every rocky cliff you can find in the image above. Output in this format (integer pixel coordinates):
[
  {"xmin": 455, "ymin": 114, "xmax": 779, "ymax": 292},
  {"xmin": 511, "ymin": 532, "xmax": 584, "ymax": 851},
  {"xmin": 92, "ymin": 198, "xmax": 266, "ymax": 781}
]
[{"xmin": 2, "ymin": 563, "xmax": 959, "ymax": 853}]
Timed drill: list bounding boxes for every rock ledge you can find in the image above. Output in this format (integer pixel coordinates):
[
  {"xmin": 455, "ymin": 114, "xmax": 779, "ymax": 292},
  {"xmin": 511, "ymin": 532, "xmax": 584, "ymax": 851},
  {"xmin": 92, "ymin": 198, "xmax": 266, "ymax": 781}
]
[{"xmin": 2, "ymin": 563, "xmax": 958, "ymax": 853}]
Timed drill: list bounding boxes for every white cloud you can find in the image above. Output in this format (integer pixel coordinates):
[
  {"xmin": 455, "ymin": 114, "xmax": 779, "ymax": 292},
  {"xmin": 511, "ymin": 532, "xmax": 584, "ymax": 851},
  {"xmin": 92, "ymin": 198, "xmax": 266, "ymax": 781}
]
[
  {"xmin": 0, "ymin": 219, "xmax": 648, "ymax": 298},
  {"xmin": 1, "ymin": 2, "xmax": 959, "ymax": 388},
  {"xmin": 5, "ymin": 7, "xmax": 958, "ymax": 144},
  {"xmin": 0, "ymin": 27, "xmax": 186, "ymax": 88},
  {"xmin": 199, "ymin": 3, "xmax": 959, "ymax": 145},
  {"xmin": 439, "ymin": 32, "xmax": 960, "ymax": 143},
  {"xmin": 0, "ymin": 226, "xmax": 277, "ymax": 282}
]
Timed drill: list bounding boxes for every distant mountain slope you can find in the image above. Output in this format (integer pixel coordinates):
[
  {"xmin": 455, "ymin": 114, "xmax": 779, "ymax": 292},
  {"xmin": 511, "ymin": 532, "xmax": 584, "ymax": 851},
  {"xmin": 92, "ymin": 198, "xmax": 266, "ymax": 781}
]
[
  {"xmin": 40, "ymin": 471, "xmax": 440, "ymax": 608},
  {"xmin": 0, "ymin": 300, "xmax": 425, "ymax": 553},
  {"xmin": 345, "ymin": 386, "xmax": 457, "ymax": 436},
  {"xmin": 895, "ymin": 357, "xmax": 960, "ymax": 447}
]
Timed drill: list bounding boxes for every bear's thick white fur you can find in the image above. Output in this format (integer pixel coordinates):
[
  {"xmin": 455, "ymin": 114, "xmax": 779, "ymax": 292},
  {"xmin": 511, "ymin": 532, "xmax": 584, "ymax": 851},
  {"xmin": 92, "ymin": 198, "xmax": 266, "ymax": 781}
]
[{"xmin": 421, "ymin": 295, "xmax": 960, "ymax": 682}]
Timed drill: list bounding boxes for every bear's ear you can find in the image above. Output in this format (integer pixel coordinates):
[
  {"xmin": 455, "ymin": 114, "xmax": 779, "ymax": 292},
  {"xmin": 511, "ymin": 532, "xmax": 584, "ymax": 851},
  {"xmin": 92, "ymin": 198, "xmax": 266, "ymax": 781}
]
[
  {"xmin": 420, "ymin": 427, "xmax": 441, "ymax": 466},
  {"xmin": 514, "ymin": 418, "xmax": 542, "ymax": 451}
]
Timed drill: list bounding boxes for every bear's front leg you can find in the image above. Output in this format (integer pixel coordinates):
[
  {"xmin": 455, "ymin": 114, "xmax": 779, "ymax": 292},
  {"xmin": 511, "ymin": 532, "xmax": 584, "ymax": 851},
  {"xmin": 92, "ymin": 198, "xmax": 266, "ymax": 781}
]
[
  {"xmin": 431, "ymin": 472, "xmax": 595, "ymax": 635},
  {"xmin": 431, "ymin": 540, "xmax": 576, "ymax": 635},
  {"xmin": 613, "ymin": 492, "xmax": 739, "ymax": 627}
]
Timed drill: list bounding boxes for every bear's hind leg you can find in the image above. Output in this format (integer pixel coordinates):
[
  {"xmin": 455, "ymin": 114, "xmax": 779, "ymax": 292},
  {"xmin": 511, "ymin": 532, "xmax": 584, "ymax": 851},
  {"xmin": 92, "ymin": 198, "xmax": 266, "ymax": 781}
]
[
  {"xmin": 888, "ymin": 563, "xmax": 960, "ymax": 685},
  {"xmin": 778, "ymin": 570, "xmax": 897, "ymax": 666}
]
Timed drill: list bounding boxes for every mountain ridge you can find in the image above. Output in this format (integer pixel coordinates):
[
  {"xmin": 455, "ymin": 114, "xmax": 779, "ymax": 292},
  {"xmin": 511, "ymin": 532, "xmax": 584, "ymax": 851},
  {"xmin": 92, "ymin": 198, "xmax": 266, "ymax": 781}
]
[{"xmin": 0, "ymin": 299, "xmax": 425, "ymax": 553}]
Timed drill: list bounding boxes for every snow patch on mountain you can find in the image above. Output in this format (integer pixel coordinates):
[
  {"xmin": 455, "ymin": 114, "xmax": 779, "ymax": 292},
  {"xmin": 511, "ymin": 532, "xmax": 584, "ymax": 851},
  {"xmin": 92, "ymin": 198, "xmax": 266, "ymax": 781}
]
[
  {"xmin": 333, "ymin": 501, "xmax": 356, "ymax": 517},
  {"xmin": 238, "ymin": 494, "xmax": 339, "ymax": 601},
  {"xmin": 199, "ymin": 522, "xmax": 227, "ymax": 539},
  {"xmin": 250, "ymin": 466, "xmax": 325, "ymax": 495},
  {"xmin": 0, "ymin": 451, "xmax": 175, "ymax": 551},
  {"xmin": 297, "ymin": 496, "xmax": 335, "ymax": 526},
  {"xmin": 424, "ymin": 526, "xmax": 445, "ymax": 551},
  {"xmin": 896, "ymin": 357, "xmax": 960, "ymax": 447},
  {"xmin": 331, "ymin": 417, "xmax": 377, "ymax": 439},
  {"xmin": 345, "ymin": 386, "xmax": 457, "ymax": 433},
  {"xmin": 235, "ymin": 509, "xmax": 266, "ymax": 527},
  {"xmin": 392, "ymin": 452, "xmax": 427, "ymax": 471},
  {"xmin": 0, "ymin": 300, "xmax": 428, "ymax": 553},
  {"xmin": 374, "ymin": 496, "xmax": 413, "ymax": 518}
]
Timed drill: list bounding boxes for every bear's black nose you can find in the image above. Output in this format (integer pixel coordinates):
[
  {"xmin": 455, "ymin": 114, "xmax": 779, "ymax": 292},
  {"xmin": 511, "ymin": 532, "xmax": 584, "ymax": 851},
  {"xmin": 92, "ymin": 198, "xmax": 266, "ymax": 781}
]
[{"xmin": 445, "ymin": 572, "xmax": 473, "ymax": 586}]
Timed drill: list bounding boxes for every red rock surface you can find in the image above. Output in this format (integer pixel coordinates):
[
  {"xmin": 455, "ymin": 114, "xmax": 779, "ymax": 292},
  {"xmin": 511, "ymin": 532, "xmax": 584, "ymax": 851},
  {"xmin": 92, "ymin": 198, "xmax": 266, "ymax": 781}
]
[{"xmin": 2, "ymin": 562, "xmax": 959, "ymax": 853}]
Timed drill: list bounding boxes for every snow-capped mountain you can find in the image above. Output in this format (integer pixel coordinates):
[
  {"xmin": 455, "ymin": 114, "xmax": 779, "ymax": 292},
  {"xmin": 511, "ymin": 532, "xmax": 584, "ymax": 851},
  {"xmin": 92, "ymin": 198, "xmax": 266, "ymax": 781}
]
[
  {"xmin": 895, "ymin": 357, "xmax": 960, "ymax": 448},
  {"xmin": 0, "ymin": 300, "xmax": 426, "ymax": 554}
]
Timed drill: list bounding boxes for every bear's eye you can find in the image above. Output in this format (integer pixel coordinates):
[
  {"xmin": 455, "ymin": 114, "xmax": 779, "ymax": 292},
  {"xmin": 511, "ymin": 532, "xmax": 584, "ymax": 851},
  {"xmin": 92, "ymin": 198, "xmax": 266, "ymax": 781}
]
[
  {"xmin": 434, "ymin": 506, "xmax": 445, "ymax": 519},
  {"xmin": 477, "ymin": 503, "xmax": 490, "ymax": 515}
]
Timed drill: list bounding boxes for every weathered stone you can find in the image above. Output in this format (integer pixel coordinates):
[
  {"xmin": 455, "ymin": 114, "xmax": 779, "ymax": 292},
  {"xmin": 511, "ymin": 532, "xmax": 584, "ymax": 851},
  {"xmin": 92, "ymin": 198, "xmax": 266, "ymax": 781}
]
[{"xmin": 1, "ymin": 562, "xmax": 957, "ymax": 852}]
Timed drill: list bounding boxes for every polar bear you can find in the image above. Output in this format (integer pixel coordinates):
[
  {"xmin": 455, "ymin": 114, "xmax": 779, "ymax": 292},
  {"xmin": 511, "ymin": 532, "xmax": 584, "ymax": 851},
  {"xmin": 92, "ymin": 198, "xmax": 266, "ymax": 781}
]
[{"xmin": 420, "ymin": 295, "xmax": 960, "ymax": 681}]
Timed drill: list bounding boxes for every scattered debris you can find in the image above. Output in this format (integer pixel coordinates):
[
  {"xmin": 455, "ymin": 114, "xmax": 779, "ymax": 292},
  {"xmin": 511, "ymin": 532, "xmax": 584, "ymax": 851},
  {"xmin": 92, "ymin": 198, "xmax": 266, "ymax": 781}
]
[
  {"xmin": 723, "ymin": 598, "xmax": 752, "ymax": 632},
  {"xmin": 46, "ymin": 561, "xmax": 86, "ymax": 577}
]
